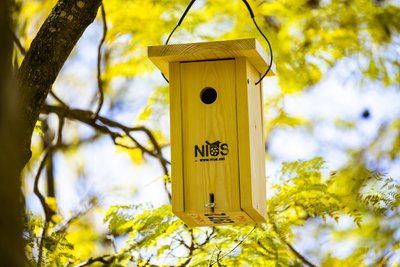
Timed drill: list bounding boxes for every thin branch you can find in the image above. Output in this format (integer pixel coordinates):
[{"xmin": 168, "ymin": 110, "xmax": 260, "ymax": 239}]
[
  {"xmin": 33, "ymin": 150, "xmax": 52, "ymax": 224},
  {"xmin": 41, "ymin": 104, "xmax": 170, "ymax": 165},
  {"xmin": 73, "ymin": 254, "xmax": 114, "ymax": 267},
  {"xmin": 45, "ymin": 150, "xmax": 55, "ymax": 198},
  {"xmin": 210, "ymin": 225, "xmax": 257, "ymax": 266},
  {"xmin": 285, "ymin": 241, "xmax": 318, "ymax": 267},
  {"xmin": 198, "ymin": 227, "xmax": 216, "ymax": 246},
  {"xmin": 93, "ymin": 3, "xmax": 108, "ymax": 120},
  {"xmin": 53, "ymin": 197, "xmax": 97, "ymax": 234},
  {"xmin": 74, "ymin": 253, "xmax": 174, "ymax": 267},
  {"xmin": 35, "ymin": 113, "xmax": 67, "ymax": 265},
  {"xmin": 33, "ymin": 150, "xmax": 52, "ymax": 266},
  {"xmin": 106, "ymin": 234, "xmax": 118, "ymax": 254},
  {"xmin": 42, "ymin": 103, "xmax": 172, "ymax": 201},
  {"xmin": 268, "ymin": 213, "xmax": 317, "ymax": 267},
  {"xmin": 208, "ymin": 246, "xmax": 219, "ymax": 267},
  {"xmin": 56, "ymin": 112, "xmax": 65, "ymax": 145},
  {"xmin": 37, "ymin": 223, "xmax": 48, "ymax": 267},
  {"xmin": 10, "ymin": 29, "xmax": 26, "ymax": 56},
  {"xmin": 49, "ymin": 90, "xmax": 68, "ymax": 107},
  {"xmin": 43, "ymin": 105, "xmax": 168, "ymax": 159}
]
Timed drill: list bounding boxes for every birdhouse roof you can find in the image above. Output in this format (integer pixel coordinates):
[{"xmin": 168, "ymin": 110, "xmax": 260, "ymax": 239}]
[{"xmin": 148, "ymin": 38, "xmax": 274, "ymax": 79}]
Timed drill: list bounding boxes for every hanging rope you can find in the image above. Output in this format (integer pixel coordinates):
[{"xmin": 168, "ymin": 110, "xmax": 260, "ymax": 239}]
[{"xmin": 162, "ymin": 0, "xmax": 273, "ymax": 85}]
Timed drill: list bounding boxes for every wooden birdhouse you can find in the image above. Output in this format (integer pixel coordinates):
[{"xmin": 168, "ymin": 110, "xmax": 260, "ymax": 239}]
[{"xmin": 148, "ymin": 38, "xmax": 273, "ymax": 227}]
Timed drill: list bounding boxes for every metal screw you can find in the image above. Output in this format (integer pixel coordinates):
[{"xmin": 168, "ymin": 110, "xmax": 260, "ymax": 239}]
[{"xmin": 204, "ymin": 203, "xmax": 216, "ymax": 208}]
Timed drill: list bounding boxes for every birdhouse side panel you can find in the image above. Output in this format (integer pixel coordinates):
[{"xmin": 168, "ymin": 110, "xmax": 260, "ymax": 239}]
[
  {"xmin": 246, "ymin": 60, "xmax": 267, "ymax": 221},
  {"xmin": 235, "ymin": 58, "xmax": 267, "ymax": 222},
  {"xmin": 169, "ymin": 62, "xmax": 185, "ymax": 215}
]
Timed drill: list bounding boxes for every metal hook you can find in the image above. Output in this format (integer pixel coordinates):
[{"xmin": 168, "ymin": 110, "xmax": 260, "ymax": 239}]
[{"xmin": 205, "ymin": 193, "xmax": 215, "ymax": 213}]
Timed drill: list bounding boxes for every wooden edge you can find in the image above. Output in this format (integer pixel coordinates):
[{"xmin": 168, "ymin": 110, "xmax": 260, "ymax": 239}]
[
  {"xmin": 235, "ymin": 57, "xmax": 253, "ymax": 213},
  {"xmin": 243, "ymin": 208, "xmax": 266, "ymax": 223},
  {"xmin": 148, "ymin": 38, "xmax": 274, "ymax": 78},
  {"xmin": 246, "ymin": 60, "xmax": 267, "ymax": 222},
  {"xmin": 172, "ymin": 212, "xmax": 198, "ymax": 228},
  {"xmin": 174, "ymin": 211, "xmax": 255, "ymax": 227},
  {"xmin": 170, "ymin": 62, "xmax": 185, "ymax": 214},
  {"xmin": 236, "ymin": 58, "xmax": 267, "ymax": 223},
  {"xmin": 257, "ymin": 62, "xmax": 268, "ymax": 221}
]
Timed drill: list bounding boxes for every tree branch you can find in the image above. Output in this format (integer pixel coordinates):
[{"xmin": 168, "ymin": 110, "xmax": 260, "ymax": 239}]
[
  {"xmin": 93, "ymin": 3, "xmax": 107, "ymax": 120},
  {"xmin": 268, "ymin": 213, "xmax": 317, "ymax": 267},
  {"xmin": 209, "ymin": 225, "xmax": 256, "ymax": 266},
  {"xmin": 41, "ymin": 104, "xmax": 169, "ymax": 162},
  {"xmin": 41, "ymin": 104, "xmax": 171, "ymax": 201},
  {"xmin": 73, "ymin": 254, "xmax": 114, "ymax": 267},
  {"xmin": 10, "ymin": 30, "xmax": 27, "ymax": 56},
  {"xmin": 33, "ymin": 150, "xmax": 52, "ymax": 266},
  {"xmin": 16, "ymin": 0, "xmax": 102, "ymax": 167},
  {"xmin": 284, "ymin": 240, "xmax": 318, "ymax": 267},
  {"xmin": 33, "ymin": 151, "xmax": 52, "ymax": 224}
]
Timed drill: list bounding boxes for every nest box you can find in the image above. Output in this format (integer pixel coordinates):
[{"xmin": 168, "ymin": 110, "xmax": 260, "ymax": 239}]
[{"xmin": 148, "ymin": 38, "xmax": 273, "ymax": 227}]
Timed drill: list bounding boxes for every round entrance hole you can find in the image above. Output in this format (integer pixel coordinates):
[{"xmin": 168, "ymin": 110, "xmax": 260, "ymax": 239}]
[{"xmin": 200, "ymin": 87, "xmax": 217, "ymax": 104}]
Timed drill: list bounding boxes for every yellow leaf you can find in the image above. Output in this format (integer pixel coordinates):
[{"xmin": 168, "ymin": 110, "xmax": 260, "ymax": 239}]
[
  {"xmin": 51, "ymin": 214, "xmax": 62, "ymax": 224},
  {"xmin": 34, "ymin": 120, "xmax": 44, "ymax": 136},
  {"xmin": 45, "ymin": 197, "xmax": 58, "ymax": 212},
  {"xmin": 128, "ymin": 148, "xmax": 144, "ymax": 165}
]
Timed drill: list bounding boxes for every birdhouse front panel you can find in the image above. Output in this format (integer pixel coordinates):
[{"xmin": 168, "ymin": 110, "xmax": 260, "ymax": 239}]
[
  {"xmin": 148, "ymin": 39, "xmax": 274, "ymax": 227},
  {"xmin": 180, "ymin": 59, "xmax": 240, "ymax": 214}
]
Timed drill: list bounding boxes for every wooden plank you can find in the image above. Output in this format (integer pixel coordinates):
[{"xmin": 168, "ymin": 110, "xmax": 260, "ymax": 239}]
[
  {"xmin": 181, "ymin": 211, "xmax": 254, "ymax": 227},
  {"xmin": 170, "ymin": 62, "xmax": 185, "ymax": 215},
  {"xmin": 246, "ymin": 60, "xmax": 267, "ymax": 222},
  {"xmin": 235, "ymin": 58, "xmax": 266, "ymax": 222},
  {"xmin": 235, "ymin": 57, "xmax": 253, "ymax": 217},
  {"xmin": 180, "ymin": 59, "xmax": 240, "ymax": 214},
  {"xmin": 148, "ymin": 38, "xmax": 274, "ymax": 78}
]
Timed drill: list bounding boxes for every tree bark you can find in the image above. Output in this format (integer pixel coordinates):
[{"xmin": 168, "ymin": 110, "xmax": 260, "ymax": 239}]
[
  {"xmin": 0, "ymin": 1, "xmax": 26, "ymax": 266},
  {"xmin": 17, "ymin": 0, "xmax": 102, "ymax": 166},
  {"xmin": 0, "ymin": 0, "xmax": 101, "ymax": 265}
]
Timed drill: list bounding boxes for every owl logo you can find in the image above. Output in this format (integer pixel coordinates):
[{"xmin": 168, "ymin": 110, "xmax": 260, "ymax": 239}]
[{"xmin": 206, "ymin": 141, "xmax": 221, "ymax": 156}]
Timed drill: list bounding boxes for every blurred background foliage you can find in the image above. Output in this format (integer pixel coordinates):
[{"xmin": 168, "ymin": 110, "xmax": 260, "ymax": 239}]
[{"xmin": 12, "ymin": 0, "xmax": 400, "ymax": 266}]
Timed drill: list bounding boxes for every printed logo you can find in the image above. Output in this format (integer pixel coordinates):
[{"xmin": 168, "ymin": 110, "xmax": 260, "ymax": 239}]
[
  {"xmin": 205, "ymin": 213, "xmax": 235, "ymax": 224},
  {"xmin": 194, "ymin": 140, "xmax": 229, "ymax": 162}
]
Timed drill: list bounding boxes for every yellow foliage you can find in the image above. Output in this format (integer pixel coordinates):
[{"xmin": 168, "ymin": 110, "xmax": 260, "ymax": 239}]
[
  {"xmin": 33, "ymin": 120, "xmax": 44, "ymax": 136},
  {"xmin": 66, "ymin": 220, "xmax": 99, "ymax": 261},
  {"xmin": 45, "ymin": 197, "xmax": 58, "ymax": 213},
  {"xmin": 127, "ymin": 148, "xmax": 144, "ymax": 165},
  {"xmin": 115, "ymin": 137, "xmax": 144, "ymax": 165},
  {"xmin": 51, "ymin": 214, "xmax": 62, "ymax": 224}
]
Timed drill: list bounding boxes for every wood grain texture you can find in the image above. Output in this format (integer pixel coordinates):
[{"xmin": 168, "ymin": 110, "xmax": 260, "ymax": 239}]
[
  {"xmin": 180, "ymin": 60, "xmax": 240, "ymax": 214},
  {"xmin": 236, "ymin": 58, "xmax": 267, "ymax": 222},
  {"xmin": 169, "ymin": 62, "xmax": 185, "ymax": 214},
  {"xmin": 148, "ymin": 38, "xmax": 274, "ymax": 78},
  {"xmin": 245, "ymin": 59, "xmax": 267, "ymax": 222},
  {"xmin": 157, "ymin": 39, "xmax": 270, "ymax": 226},
  {"xmin": 181, "ymin": 211, "xmax": 254, "ymax": 227}
]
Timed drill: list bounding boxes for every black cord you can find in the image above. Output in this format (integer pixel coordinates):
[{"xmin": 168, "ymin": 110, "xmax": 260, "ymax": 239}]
[
  {"xmin": 161, "ymin": 0, "xmax": 273, "ymax": 85},
  {"xmin": 241, "ymin": 0, "xmax": 274, "ymax": 84},
  {"xmin": 251, "ymin": 16, "xmax": 273, "ymax": 85},
  {"xmin": 165, "ymin": 0, "xmax": 197, "ymax": 45}
]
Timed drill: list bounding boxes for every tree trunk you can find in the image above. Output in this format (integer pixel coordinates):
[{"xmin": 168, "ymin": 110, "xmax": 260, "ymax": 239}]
[
  {"xmin": 0, "ymin": 1, "xmax": 26, "ymax": 265},
  {"xmin": 0, "ymin": 0, "xmax": 102, "ymax": 265},
  {"xmin": 17, "ymin": 0, "xmax": 103, "ymax": 166}
]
